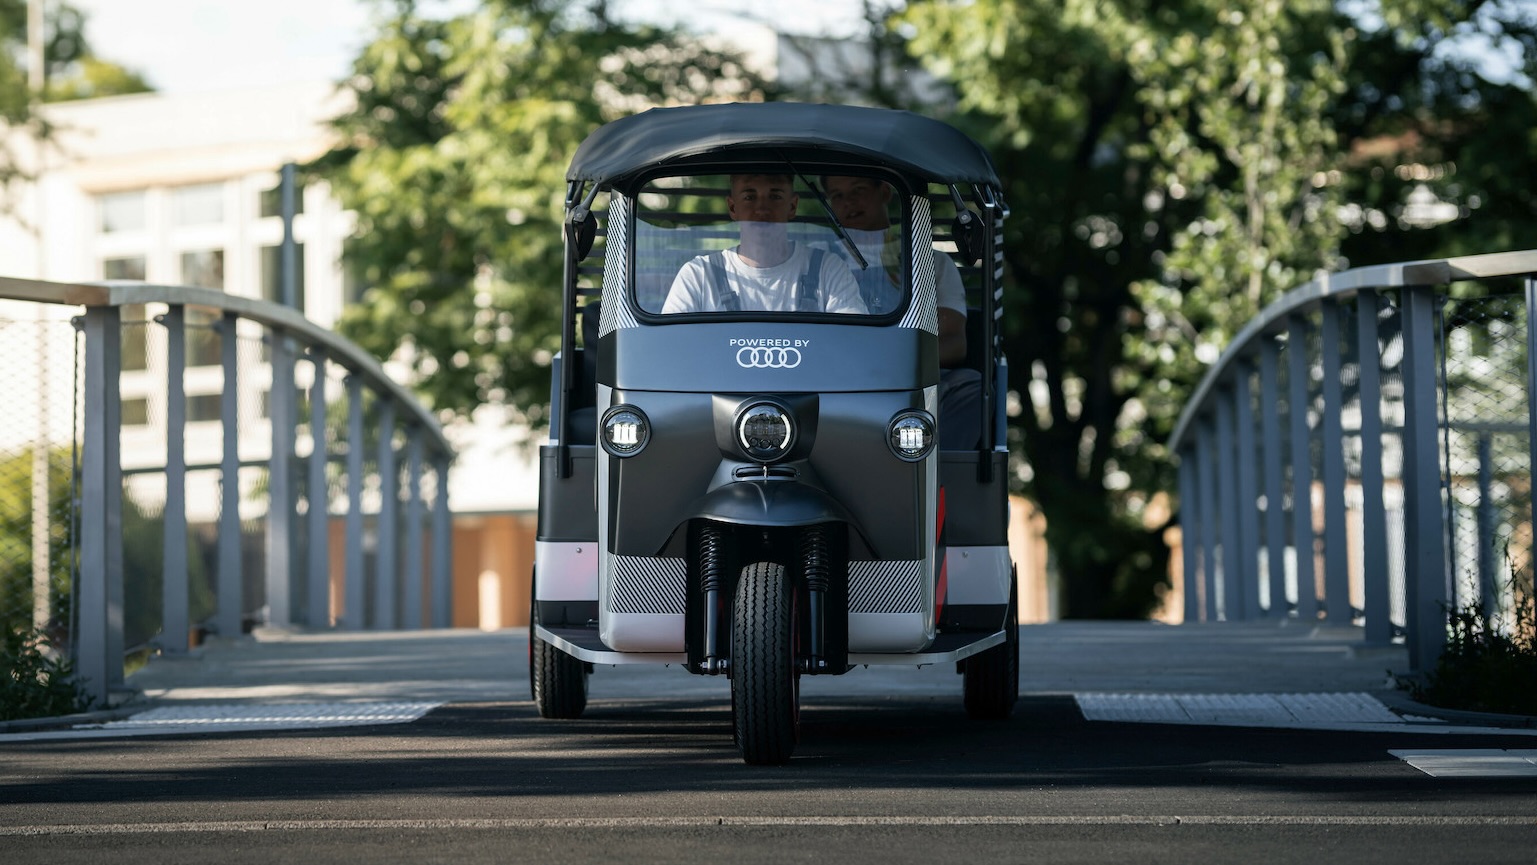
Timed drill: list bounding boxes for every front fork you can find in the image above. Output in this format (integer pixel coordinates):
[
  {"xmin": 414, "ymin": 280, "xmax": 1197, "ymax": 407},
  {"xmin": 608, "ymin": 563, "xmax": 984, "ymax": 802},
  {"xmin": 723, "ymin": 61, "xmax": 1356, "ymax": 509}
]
[{"xmin": 696, "ymin": 522, "xmax": 835, "ymax": 675}]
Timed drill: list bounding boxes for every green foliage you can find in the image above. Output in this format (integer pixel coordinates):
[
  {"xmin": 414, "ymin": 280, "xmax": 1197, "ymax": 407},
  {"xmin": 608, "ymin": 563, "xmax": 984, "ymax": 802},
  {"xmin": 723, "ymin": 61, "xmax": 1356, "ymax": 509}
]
[
  {"xmin": 1, "ymin": 626, "xmax": 89, "ymax": 721},
  {"xmin": 309, "ymin": 0, "xmax": 769, "ymax": 421},
  {"xmin": 895, "ymin": 0, "xmax": 1537, "ymax": 617},
  {"xmin": 0, "ymin": 448, "xmax": 74, "ymax": 639},
  {"xmin": 1413, "ymin": 585, "xmax": 1537, "ymax": 716},
  {"xmin": 0, "ymin": 1, "xmax": 152, "ymax": 223}
]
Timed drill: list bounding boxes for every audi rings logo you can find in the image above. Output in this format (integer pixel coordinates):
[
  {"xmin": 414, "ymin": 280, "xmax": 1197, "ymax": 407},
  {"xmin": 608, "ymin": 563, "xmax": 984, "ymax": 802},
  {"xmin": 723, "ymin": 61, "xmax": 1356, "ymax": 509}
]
[{"xmin": 736, "ymin": 347, "xmax": 802, "ymax": 369}]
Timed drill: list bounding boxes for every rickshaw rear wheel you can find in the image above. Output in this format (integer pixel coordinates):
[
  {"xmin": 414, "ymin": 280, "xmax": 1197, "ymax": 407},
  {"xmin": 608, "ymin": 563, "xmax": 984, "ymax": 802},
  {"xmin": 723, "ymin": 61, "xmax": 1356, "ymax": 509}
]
[
  {"xmin": 731, "ymin": 561, "xmax": 799, "ymax": 764},
  {"xmin": 962, "ymin": 571, "xmax": 1020, "ymax": 720},
  {"xmin": 532, "ymin": 634, "xmax": 589, "ymax": 719}
]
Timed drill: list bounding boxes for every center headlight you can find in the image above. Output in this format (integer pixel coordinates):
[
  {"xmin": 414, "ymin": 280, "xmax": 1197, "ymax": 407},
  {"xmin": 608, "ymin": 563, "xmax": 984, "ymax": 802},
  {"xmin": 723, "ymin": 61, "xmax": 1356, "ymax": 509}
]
[{"xmin": 736, "ymin": 402, "xmax": 795, "ymax": 462}]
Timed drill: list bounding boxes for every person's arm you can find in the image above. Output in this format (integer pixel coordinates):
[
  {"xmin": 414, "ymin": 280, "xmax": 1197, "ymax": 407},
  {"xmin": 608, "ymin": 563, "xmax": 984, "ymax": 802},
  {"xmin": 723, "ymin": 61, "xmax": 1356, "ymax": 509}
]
[
  {"xmin": 820, "ymin": 256, "xmax": 868, "ymax": 314},
  {"xmin": 934, "ymin": 253, "xmax": 968, "ymax": 367},
  {"xmin": 662, "ymin": 258, "xmax": 708, "ymax": 314},
  {"xmin": 938, "ymin": 307, "xmax": 968, "ymax": 368}
]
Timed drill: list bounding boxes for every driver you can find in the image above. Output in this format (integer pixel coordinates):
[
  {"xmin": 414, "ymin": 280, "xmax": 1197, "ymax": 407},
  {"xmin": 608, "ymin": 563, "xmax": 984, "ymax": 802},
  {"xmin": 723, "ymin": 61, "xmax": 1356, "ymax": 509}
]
[{"xmin": 662, "ymin": 174, "xmax": 867, "ymax": 315}]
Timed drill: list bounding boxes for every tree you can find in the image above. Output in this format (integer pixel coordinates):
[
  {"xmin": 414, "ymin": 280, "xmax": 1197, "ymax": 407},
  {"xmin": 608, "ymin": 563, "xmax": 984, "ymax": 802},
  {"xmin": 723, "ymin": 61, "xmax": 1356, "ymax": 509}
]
[
  {"xmin": 0, "ymin": 1, "xmax": 152, "ymax": 224},
  {"xmin": 309, "ymin": 0, "xmax": 769, "ymax": 422},
  {"xmin": 893, "ymin": 0, "xmax": 1537, "ymax": 617}
]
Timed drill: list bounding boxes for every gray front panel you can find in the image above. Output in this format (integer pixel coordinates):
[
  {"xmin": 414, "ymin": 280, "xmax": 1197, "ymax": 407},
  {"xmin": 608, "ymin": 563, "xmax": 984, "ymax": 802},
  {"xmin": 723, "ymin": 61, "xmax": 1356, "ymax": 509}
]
[
  {"xmin": 848, "ymin": 560, "xmax": 925, "ymax": 614},
  {"xmin": 606, "ymin": 321, "xmax": 939, "ymax": 394},
  {"xmin": 609, "ymin": 555, "xmax": 687, "ymax": 615}
]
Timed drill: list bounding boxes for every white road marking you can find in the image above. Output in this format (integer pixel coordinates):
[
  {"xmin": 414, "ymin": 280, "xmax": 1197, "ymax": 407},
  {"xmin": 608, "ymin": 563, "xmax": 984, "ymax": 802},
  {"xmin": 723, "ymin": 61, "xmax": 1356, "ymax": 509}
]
[
  {"xmin": 1392, "ymin": 749, "xmax": 1537, "ymax": 778},
  {"xmin": 3, "ymin": 815, "xmax": 1536, "ymax": 836}
]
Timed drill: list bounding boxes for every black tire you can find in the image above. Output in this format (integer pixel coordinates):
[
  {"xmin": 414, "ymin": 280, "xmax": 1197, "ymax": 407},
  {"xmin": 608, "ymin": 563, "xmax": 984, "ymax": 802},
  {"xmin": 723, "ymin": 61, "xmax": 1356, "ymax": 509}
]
[
  {"xmin": 963, "ymin": 570, "xmax": 1019, "ymax": 720},
  {"xmin": 530, "ymin": 566, "xmax": 587, "ymax": 719},
  {"xmin": 532, "ymin": 633, "xmax": 588, "ymax": 719},
  {"xmin": 731, "ymin": 561, "xmax": 799, "ymax": 764}
]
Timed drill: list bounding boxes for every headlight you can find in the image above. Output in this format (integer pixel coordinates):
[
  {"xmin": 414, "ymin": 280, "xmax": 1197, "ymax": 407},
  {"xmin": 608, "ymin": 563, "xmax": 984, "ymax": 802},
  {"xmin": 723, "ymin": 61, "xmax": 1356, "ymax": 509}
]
[
  {"xmin": 888, "ymin": 411, "xmax": 935, "ymax": 461},
  {"xmin": 600, "ymin": 405, "xmax": 650, "ymax": 457},
  {"xmin": 736, "ymin": 402, "xmax": 795, "ymax": 462}
]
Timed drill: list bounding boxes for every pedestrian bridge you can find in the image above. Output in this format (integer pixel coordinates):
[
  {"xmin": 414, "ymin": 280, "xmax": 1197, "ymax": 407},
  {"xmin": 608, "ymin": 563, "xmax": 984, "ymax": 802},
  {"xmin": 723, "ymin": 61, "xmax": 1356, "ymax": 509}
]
[{"xmin": 3, "ymin": 247, "xmax": 1537, "ymax": 708}]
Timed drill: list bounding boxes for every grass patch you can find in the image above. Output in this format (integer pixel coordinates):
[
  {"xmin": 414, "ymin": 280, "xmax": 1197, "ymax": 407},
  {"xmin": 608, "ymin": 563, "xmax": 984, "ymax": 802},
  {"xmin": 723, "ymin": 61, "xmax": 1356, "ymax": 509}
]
[{"xmin": 1410, "ymin": 578, "xmax": 1537, "ymax": 716}]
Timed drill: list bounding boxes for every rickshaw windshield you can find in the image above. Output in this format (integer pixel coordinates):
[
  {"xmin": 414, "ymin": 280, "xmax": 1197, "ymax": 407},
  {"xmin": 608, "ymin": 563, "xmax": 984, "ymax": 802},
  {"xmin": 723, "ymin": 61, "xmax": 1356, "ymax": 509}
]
[{"xmin": 631, "ymin": 172, "xmax": 908, "ymax": 320}]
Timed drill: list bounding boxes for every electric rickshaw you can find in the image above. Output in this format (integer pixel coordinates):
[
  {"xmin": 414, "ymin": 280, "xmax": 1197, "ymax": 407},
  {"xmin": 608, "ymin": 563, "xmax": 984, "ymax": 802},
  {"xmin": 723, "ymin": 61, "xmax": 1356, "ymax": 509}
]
[{"xmin": 531, "ymin": 103, "xmax": 1017, "ymax": 764}]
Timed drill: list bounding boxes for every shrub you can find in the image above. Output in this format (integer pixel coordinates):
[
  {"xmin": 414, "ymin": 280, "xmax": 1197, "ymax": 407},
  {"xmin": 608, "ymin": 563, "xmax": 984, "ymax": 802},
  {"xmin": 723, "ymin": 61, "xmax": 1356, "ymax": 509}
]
[
  {"xmin": 1411, "ymin": 582, "xmax": 1537, "ymax": 716},
  {"xmin": 1, "ymin": 627, "xmax": 91, "ymax": 722}
]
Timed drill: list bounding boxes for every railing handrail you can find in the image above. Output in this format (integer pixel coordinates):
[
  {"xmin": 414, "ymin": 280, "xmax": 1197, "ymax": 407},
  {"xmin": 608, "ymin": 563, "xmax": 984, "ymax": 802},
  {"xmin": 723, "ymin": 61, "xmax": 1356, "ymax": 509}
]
[
  {"xmin": 1168, "ymin": 249, "xmax": 1537, "ymax": 454},
  {"xmin": 0, "ymin": 275, "xmax": 451, "ymax": 457}
]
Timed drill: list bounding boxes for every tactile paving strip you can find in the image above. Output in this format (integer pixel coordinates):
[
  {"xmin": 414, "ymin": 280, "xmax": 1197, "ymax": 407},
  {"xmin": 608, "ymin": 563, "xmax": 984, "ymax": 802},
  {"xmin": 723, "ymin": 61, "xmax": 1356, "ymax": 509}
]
[
  {"xmin": 1076, "ymin": 692, "xmax": 1403, "ymax": 728},
  {"xmin": 0, "ymin": 702, "xmax": 441, "ymax": 743}
]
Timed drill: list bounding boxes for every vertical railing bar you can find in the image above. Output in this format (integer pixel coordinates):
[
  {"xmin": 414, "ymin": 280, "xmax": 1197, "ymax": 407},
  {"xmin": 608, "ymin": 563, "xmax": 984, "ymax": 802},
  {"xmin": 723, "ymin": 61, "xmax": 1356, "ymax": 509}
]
[
  {"xmin": 1259, "ymin": 338, "xmax": 1288, "ymax": 616},
  {"xmin": 375, "ymin": 399, "xmax": 398, "ymax": 630},
  {"xmin": 403, "ymin": 431, "xmax": 425, "ymax": 629},
  {"xmin": 1525, "ymin": 277, "xmax": 1537, "ymax": 607},
  {"xmin": 306, "ymin": 349, "xmax": 330, "ymax": 628},
  {"xmin": 1178, "ymin": 449, "xmax": 1201, "ymax": 624},
  {"xmin": 266, "ymin": 329, "xmax": 296, "ymax": 628},
  {"xmin": 76, "ymin": 306, "xmax": 121, "ymax": 704},
  {"xmin": 344, "ymin": 374, "xmax": 366, "ymax": 630},
  {"xmin": 1287, "ymin": 316, "xmax": 1319, "ymax": 621},
  {"xmin": 160, "ymin": 304, "xmax": 189, "ymax": 653},
  {"xmin": 1319, "ymin": 300, "xmax": 1351, "ymax": 623},
  {"xmin": 431, "ymin": 452, "xmax": 452, "ymax": 628},
  {"xmin": 1216, "ymin": 388, "xmax": 1243, "ymax": 621},
  {"xmin": 1197, "ymin": 419, "xmax": 1220, "ymax": 622},
  {"xmin": 217, "ymin": 313, "xmax": 242, "ymax": 641},
  {"xmin": 1401, "ymin": 285, "xmax": 1450, "ymax": 671},
  {"xmin": 1356, "ymin": 291, "xmax": 1392, "ymax": 644},
  {"xmin": 1234, "ymin": 361, "xmax": 1263, "ymax": 620}
]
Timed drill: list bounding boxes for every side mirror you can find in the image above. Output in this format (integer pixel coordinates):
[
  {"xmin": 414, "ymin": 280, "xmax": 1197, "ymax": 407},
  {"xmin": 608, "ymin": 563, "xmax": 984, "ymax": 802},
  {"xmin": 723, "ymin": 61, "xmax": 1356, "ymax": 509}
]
[
  {"xmin": 952, "ymin": 210, "xmax": 983, "ymax": 267},
  {"xmin": 568, "ymin": 209, "xmax": 597, "ymax": 262}
]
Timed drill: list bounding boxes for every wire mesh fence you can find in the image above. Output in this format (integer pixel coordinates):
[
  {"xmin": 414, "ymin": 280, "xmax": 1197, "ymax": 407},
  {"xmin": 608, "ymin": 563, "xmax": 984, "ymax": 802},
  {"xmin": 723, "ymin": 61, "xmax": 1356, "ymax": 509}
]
[
  {"xmin": 0, "ymin": 313, "xmax": 81, "ymax": 650},
  {"xmin": 1439, "ymin": 289, "xmax": 1533, "ymax": 631}
]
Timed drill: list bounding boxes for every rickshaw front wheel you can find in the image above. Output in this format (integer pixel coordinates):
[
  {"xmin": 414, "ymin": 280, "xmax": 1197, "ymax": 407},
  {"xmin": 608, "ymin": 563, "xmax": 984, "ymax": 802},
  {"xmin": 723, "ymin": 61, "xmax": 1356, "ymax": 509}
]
[{"xmin": 731, "ymin": 561, "xmax": 799, "ymax": 764}]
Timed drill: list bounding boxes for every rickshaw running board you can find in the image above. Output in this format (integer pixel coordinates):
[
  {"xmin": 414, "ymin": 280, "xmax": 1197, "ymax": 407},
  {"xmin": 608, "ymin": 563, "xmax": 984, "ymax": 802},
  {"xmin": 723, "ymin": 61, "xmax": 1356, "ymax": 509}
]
[{"xmin": 535, "ymin": 624, "xmax": 1007, "ymax": 668}]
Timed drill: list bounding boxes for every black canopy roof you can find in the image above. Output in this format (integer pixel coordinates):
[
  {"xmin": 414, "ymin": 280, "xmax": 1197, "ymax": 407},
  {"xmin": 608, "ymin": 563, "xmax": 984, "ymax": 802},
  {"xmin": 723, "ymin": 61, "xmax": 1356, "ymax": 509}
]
[{"xmin": 567, "ymin": 103, "xmax": 1001, "ymax": 192}]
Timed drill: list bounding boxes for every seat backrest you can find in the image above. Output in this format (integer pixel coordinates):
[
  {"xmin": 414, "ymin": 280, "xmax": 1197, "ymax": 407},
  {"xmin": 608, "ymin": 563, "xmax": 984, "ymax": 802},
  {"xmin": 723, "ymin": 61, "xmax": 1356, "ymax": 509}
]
[
  {"xmin": 962, "ymin": 307, "xmax": 988, "ymax": 373},
  {"xmin": 574, "ymin": 298, "xmax": 601, "ymax": 410}
]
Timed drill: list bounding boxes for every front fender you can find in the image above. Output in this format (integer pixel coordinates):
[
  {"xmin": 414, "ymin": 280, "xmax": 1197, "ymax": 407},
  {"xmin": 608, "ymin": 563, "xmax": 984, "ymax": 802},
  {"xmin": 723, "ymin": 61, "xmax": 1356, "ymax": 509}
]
[{"xmin": 688, "ymin": 480, "xmax": 854, "ymax": 528}]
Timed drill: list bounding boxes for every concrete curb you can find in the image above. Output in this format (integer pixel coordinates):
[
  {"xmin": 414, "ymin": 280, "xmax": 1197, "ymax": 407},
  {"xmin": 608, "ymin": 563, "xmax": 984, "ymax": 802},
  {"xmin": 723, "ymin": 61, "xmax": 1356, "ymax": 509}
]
[{"xmin": 1377, "ymin": 691, "xmax": 1537, "ymax": 729}]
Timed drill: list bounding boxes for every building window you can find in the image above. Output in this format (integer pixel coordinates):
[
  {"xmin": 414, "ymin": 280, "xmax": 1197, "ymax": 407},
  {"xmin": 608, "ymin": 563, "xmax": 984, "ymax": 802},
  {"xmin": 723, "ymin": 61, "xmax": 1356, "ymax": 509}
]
[
  {"xmin": 121, "ymin": 303, "xmax": 149, "ymax": 372},
  {"xmin": 123, "ymin": 397, "xmax": 150, "ymax": 427},
  {"xmin": 187, "ymin": 308, "xmax": 223, "ymax": 367},
  {"xmin": 188, "ymin": 394, "xmax": 224, "ymax": 423},
  {"xmin": 103, "ymin": 256, "xmax": 146, "ymax": 281},
  {"xmin": 261, "ymin": 243, "xmax": 306, "ymax": 309},
  {"xmin": 99, "ymin": 191, "xmax": 146, "ymax": 234},
  {"xmin": 172, "ymin": 182, "xmax": 224, "ymax": 226},
  {"xmin": 180, "ymin": 249, "xmax": 225, "ymax": 290}
]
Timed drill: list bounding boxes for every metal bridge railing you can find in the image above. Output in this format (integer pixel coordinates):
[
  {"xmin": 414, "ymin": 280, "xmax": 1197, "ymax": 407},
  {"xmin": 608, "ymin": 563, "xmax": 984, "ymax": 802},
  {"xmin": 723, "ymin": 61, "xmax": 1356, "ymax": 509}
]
[
  {"xmin": 0, "ymin": 277, "xmax": 455, "ymax": 707},
  {"xmin": 1170, "ymin": 249, "xmax": 1537, "ymax": 672}
]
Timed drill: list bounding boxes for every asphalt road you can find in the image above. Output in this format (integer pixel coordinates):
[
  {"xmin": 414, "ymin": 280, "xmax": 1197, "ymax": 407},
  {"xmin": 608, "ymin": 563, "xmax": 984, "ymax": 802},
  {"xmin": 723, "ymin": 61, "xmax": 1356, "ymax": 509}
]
[{"xmin": 4, "ymin": 623, "xmax": 1537, "ymax": 863}]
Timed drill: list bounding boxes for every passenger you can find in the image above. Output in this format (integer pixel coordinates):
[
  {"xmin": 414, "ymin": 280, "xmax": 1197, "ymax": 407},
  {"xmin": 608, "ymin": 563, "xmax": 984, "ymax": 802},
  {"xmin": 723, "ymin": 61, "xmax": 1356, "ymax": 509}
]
[
  {"xmin": 662, "ymin": 174, "xmax": 866, "ymax": 315},
  {"xmin": 823, "ymin": 175, "xmax": 983, "ymax": 449}
]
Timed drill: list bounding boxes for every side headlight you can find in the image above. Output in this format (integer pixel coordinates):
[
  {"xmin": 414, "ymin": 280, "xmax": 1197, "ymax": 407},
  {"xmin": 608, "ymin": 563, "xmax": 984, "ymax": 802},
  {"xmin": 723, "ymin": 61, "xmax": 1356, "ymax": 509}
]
[
  {"xmin": 888, "ymin": 411, "xmax": 936, "ymax": 461},
  {"xmin": 736, "ymin": 401, "xmax": 795, "ymax": 463},
  {"xmin": 601, "ymin": 405, "xmax": 650, "ymax": 457}
]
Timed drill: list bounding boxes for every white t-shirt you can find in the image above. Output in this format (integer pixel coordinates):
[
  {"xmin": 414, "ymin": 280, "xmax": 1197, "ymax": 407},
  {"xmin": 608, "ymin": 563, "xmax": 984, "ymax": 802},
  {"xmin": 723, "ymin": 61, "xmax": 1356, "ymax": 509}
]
[
  {"xmin": 840, "ymin": 228, "xmax": 967, "ymax": 316},
  {"xmin": 662, "ymin": 243, "xmax": 867, "ymax": 315}
]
